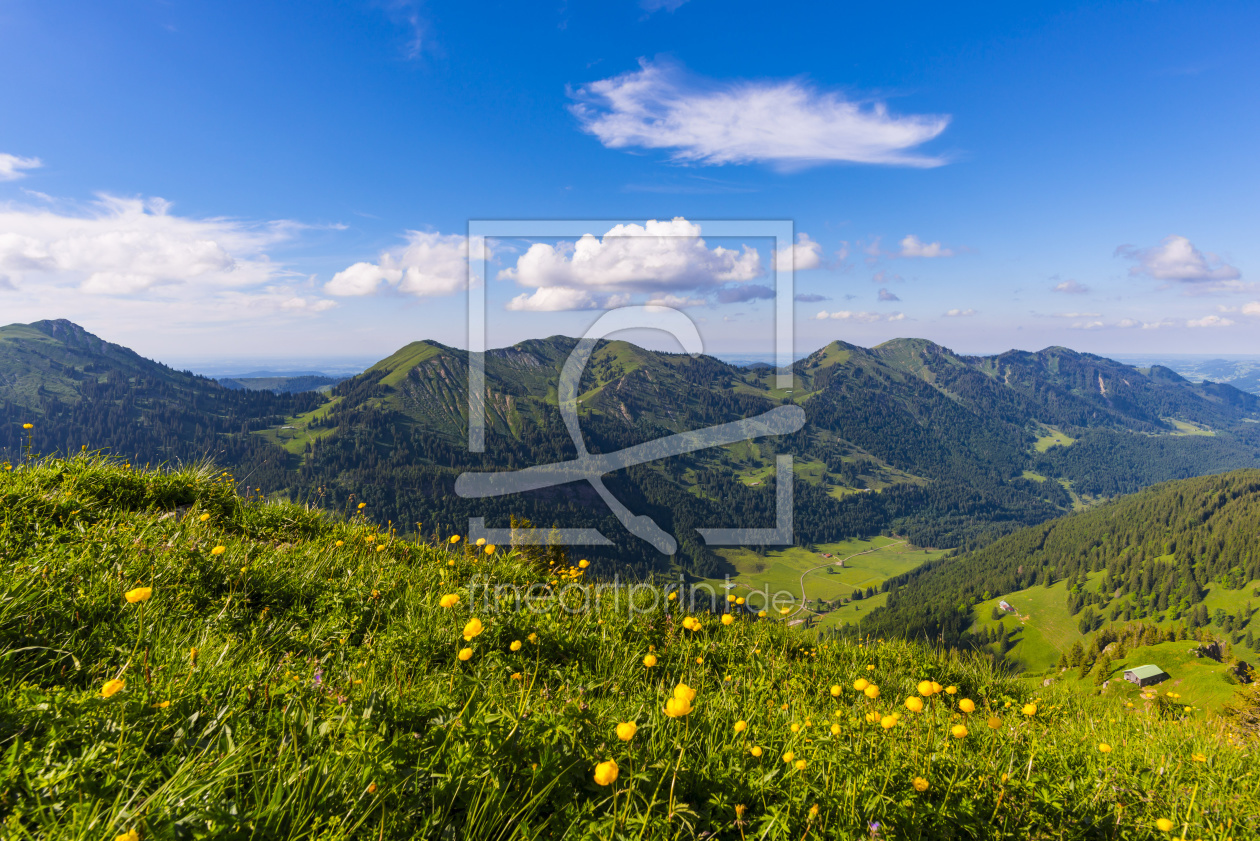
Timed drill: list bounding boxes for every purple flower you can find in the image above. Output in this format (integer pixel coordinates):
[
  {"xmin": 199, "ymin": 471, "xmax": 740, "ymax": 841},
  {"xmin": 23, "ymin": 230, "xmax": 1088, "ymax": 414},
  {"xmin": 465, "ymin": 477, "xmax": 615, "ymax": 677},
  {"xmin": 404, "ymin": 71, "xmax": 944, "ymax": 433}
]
[{"xmin": 312, "ymin": 670, "xmax": 323, "ymax": 687}]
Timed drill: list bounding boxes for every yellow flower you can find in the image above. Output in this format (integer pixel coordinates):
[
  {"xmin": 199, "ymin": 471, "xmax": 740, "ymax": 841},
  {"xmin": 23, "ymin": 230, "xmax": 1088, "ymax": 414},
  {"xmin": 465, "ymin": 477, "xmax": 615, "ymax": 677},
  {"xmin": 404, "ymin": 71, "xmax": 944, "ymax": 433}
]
[
  {"xmin": 22, "ymin": 423, "xmax": 34, "ymax": 429},
  {"xmin": 476, "ymin": 538, "xmax": 486, "ymax": 546},
  {"xmin": 986, "ymin": 716, "xmax": 1001, "ymax": 730},
  {"xmin": 830, "ymin": 723, "xmax": 841, "ymax": 735},
  {"xmin": 794, "ymin": 759, "xmax": 807, "ymax": 771},
  {"xmin": 790, "ymin": 723, "xmax": 800, "ymax": 733},
  {"xmin": 509, "ymin": 672, "xmax": 524, "ymax": 681},
  {"xmin": 950, "ymin": 724, "xmax": 968, "ymax": 739},
  {"xmin": 913, "ymin": 777, "xmax": 928, "ymax": 792},
  {"xmin": 593, "ymin": 759, "xmax": 619, "ymax": 786},
  {"xmin": 579, "ymin": 559, "xmax": 589, "ymax": 568},
  {"xmin": 210, "ymin": 545, "xmax": 226, "ymax": 555},
  {"xmin": 674, "ymin": 683, "xmax": 696, "ymax": 702},
  {"xmin": 782, "ymin": 751, "xmax": 794, "ymax": 763},
  {"xmin": 358, "ymin": 502, "xmax": 367, "ymax": 509},
  {"xmin": 462, "ymin": 618, "xmax": 484, "ymax": 640},
  {"xmin": 335, "ymin": 540, "xmax": 344, "ymax": 546},
  {"xmin": 199, "ymin": 513, "xmax": 210, "ymax": 522},
  {"xmin": 484, "ymin": 544, "xmax": 495, "ymax": 554},
  {"xmin": 808, "ymin": 804, "xmax": 819, "ymax": 818},
  {"xmin": 750, "ymin": 746, "xmax": 763, "ymax": 757},
  {"xmin": 695, "ymin": 656, "xmax": 704, "ymax": 665},
  {"xmin": 457, "ymin": 647, "xmax": 473, "ymax": 661},
  {"xmin": 367, "ymin": 782, "xmax": 377, "ymax": 794},
  {"xmin": 930, "ymin": 681, "xmax": 943, "ymax": 694},
  {"xmin": 853, "ymin": 678, "xmax": 869, "ymax": 692},
  {"xmin": 917, "ymin": 680, "xmax": 934, "ymax": 696},
  {"xmin": 1098, "ymin": 743, "xmax": 1112, "ymax": 753},
  {"xmin": 905, "ymin": 696, "xmax": 924, "ymax": 713},
  {"xmin": 124, "ymin": 586, "xmax": 152, "ymax": 604},
  {"xmin": 1155, "ymin": 818, "xmax": 1173, "ymax": 832},
  {"xmin": 866, "ymin": 664, "xmax": 875, "ymax": 671},
  {"xmin": 722, "ymin": 614, "xmax": 735, "ymax": 626},
  {"xmin": 510, "ymin": 640, "xmax": 522, "ymax": 652},
  {"xmin": 830, "ymin": 684, "xmax": 842, "ymax": 697},
  {"xmin": 1191, "ymin": 753, "xmax": 1206, "ymax": 762},
  {"xmin": 863, "ymin": 684, "xmax": 880, "ymax": 700},
  {"xmin": 114, "ymin": 831, "xmax": 139, "ymax": 841},
  {"xmin": 945, "ymin": 685, "xmax": 957, "ymax": 695},
  {"xmin": 778, "ymin": 607, "xmax": 791, "ymax": 615},
  {"xmin": 959, "ymin": 698, "xmax": 975, "ymax": 713},
  {"xmin": 665, "ymin": 696, "xmax": 693, "ymax": 717},
  {"xmin": 734, "ymin": 720, "xmax": 747, "ymax": 733},
  {"xmin": 450, "ymin": 535, "xmax": 461, "ymax": 544},
  {"xmin": 736, "ymin": 597, "xmax": 745, "ymax": 605},
  {"xmin": 668, "ymin": 591, "xmax": 678, "ymax": 601},
  {"xmin": 101, "ymin": 679, "xmax": 125, "ymax": 698},
  {"xmin": 757, "ymin": 610, "xmax": 767, "ymax": 617},
  {"xmin": 727, "ymin": 595, "xmax": 736, "ymax": 603},
  {"xmin": 616, "ymin": 721, "xmax": 638, "ymax": 741},
  {"xmin": 152, "ymin": 700, "xmax": 170, "ymax": 708},
  {"xmin": 880, "ymin": 715, "xmax": 897, "ymax": 729},
  {"xmin": 1022, "ymin": 703, "xmax": 1037, "ymax": 717},
  {"xmin": 528, "ymin": 633, "xmax": 537, "ymax": 643},
  {"xmin": 439, "ymin": 593, "xmax": 460, "ymax": 608},
  {"xmin": 643, "ymin": 653, "xmax": 658, "ymax": 667}
]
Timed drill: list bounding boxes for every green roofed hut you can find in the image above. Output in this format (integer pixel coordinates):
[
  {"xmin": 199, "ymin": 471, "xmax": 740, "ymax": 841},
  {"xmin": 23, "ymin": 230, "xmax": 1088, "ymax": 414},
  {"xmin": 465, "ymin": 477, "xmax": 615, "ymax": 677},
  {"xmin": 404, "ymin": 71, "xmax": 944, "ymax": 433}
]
[{"xmin": 1123, "ymin": 664, "xmax": 1169, "ymax": 687}]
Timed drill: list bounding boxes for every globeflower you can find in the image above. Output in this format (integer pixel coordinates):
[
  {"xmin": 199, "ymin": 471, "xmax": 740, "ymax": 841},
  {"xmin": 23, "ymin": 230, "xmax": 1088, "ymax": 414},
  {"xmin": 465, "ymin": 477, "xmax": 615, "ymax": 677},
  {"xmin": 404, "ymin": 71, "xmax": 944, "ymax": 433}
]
[
  {"xmin": 722, "ymin": 614, "xmax": 734, "ymax": 626},
  {"xmin": 462, "ymin": 618, "xmax": 484, "ymax": 640},
  {"xmin": 616, "ymin": 721, "xmax": 637, "ymax": 741},
  {"xmin": 750, "ymin": 746, "xmax": 763, "ymax": 757},
  {"xmin": 945, "ymin": 686, "xmax": 957, "ymax": 695},
  {"xmin": 782, "ymin": 751, "xmax": 794, "ymax": 763},
  {"xmin": 1022, "ymin": 703, "xmax": 1037, "ymax": 717},
  {"xmin": 450, "ymin": 535, "xmax": 461, "ymax": 544},
  {"xmin": 904, "ymin": 696, "xmax": 923, "ymax": 713},
  {"xmin": 830, "ymin": 723, "xmax": 841, "ymax": 735},
  {"xmin": 199, "ymin": 513, "xmax": 210, "ymax": 522},
  {"xmin": 853, "ymin": 678, "xmax": 869, "ymax": 692},
  {"xmin": 124, "ymin": 586, "xmax": 152, "ymax": 604},
  {"xmin": 950, "ymin": 724, "xmax": 967, "ymax": 739},
  {"xmin": 210, "ymin": 546, "xmax": 226, "ymax": 555},
  {"xmin": 794, "ymin": 759, "xmax": 807, "ymax": 771},
  {"xmin": 913, "ymin": 777, "xmax": 929, "ymax": 792},
  {"xmin": 439, "ymin": 594, "xmax": 460, "ymax": 608},
  {"xmin": 734, "ymin": 720, "xmax": 747, "ymax": 733},
  {"xmin": 114, "ymin": 831, "xmax": 138, "ymax": 841},
  {"xmin": 959, "ymin": 698, "xmax": 975, "ymax": 713},
  {"xmin": 880, "ymin": 715, "xmax": 897, "ymax": 729},
  {"xmin": 1098, "ymin": 743, "xmax": 1112, "ymax": 753},
  {"xmin": 863, "ymin": 684, "xmax": 880, "ymax": 700},
  {"xmin": 593, "ymin": 759, "xmax": 619, "ymax": 786},
  {"xmin": 917, "ymin": 680, "xmax": 934, "ymax": 696},
  {"xmin": 510, "ymin": 640, "xmax": 522, "ymax": 651},
  {"xmin": 830, "ymin": 685, "xmax": 842, "ymax": 697},
  {"xmin": 101, "ymin": 679, "xmax": 125, "ymax": 698},
  {"xmin": 643, "ymin": 653, "xmax": 658, "ymax": 668},
  {"xmin": 579, "ymin": 559, "xmax": 589, "ymax": 568},
  {"xmin": 457, "ymin": 647, "xmax": 473, "ymax": 661},
  {"xmin": 986, "ymin": 716, "xmax": 1001, "ymax": 730}
]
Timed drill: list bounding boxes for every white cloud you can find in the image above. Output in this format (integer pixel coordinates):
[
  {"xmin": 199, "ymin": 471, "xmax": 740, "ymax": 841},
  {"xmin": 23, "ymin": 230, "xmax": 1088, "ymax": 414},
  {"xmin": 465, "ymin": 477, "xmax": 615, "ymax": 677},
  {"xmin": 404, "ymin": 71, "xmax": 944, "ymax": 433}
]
[
  {"xmin": 0, "ymin": 153, "xmax": 42, "ymax": 182},
  {"xmin": 500, "ymin": 217, "xmax": 761, "ymax": 297},
  {"xmin": 1070, "ymin": 321, "xmax": 1104, "ymax": 330},
  {"xmin": 570, "ymin": 59, "xmax": 950, "ymax": 169},
  {"xmin": 1052, "ymin": 312, "xmax": 1102, "ymax": 318},
  {"xmin": 814, "ymin": 309, "xmax": 904, "ymax": 322},
  {"xmin": 1117, "ymin": 235, "xmax": 1241, "ymax": 289},
  {"xmin": 325, "ymin": 231, "xmax": 482, "ymax": 297},
  {"xmin": 898, "ymin": 234, "xmax": 953, "ymax": 258},
  {"xmin": 1052, "ymin": 279, "xmax": 1090, "ymax": 294},
  {"xmin": 944, "ymin": 308, "xmax": 977, "ymax": 317},
  {"xmin": 773, "ymin": 233, "xmax": 822, "ymax": 271},
  {"xmin": 1187, "ymin": 314, "xmax": 1234, "ymax": 328},
  {"xmin": 1241, "ymin": 301, "xmax": 1260, "ymax": 316},
  {"xmin": 0, "ymin": 194, "xmax": 295, "ymax": 295},
  {"xmin": 506, "ymin": 286, "xmax": 600, "ymax": 312},
  {"xmin": 644, "ymin": 293, "xmax": 708, "ymax": 308},
  {"xmin": 641, "ymin": 0, "xmax": 689, "ymax": 11}
]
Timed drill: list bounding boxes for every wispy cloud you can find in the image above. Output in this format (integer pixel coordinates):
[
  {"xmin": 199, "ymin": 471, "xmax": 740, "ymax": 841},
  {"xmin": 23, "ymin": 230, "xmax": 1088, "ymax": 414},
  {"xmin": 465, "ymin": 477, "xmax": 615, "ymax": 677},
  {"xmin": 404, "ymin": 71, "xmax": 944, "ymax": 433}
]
[
  {"xmin": 1052, "ymin": 279, "xmax": 1090, "ymax": 295},
  {"xmin": 640, "ymin": 0, "xmax": 689, "ymax": 12},
  {"xmin": 814, "ymin": 309, "xmax": 905, "ymax": 322},
  {"xmin": 944, "ymin": 308, "xmax": 976, "ymax": 317},
  {"xmin": 898, "ymin": 234, "xmax": 953, "ymax": 258},
  {"xmin": 0, "ymin": 153, "xmax": 42, "ymax": 182},
  {"xmin": 570, "ymin": 59, "xmax": 950, "ymax": 169}
]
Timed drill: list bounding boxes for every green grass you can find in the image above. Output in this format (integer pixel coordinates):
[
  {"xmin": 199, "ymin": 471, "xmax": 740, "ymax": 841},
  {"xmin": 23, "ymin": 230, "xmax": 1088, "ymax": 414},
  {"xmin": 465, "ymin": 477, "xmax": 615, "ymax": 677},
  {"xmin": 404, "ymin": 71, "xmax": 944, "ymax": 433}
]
[
  {"xmin": 1034, "ymin": 426, "xmax": 1076, "ymax": 453},
  {"xmin": 1166, "ymin": 418, "xmax": 1216, "ymax": 437},
  {"xmin": 2, "ymin": 457, "xmax": 1258, "ymax": 839},
  {"xmin": 256, "ymin": 396, "xmax": 342, "ymax": 456}
]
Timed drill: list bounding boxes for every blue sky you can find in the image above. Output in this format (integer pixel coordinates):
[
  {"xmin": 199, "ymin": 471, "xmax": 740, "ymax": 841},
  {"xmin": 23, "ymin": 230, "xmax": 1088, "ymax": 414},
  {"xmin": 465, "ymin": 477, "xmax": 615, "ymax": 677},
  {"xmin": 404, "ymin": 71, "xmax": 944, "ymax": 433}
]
[{"xmin": 1, "ymin": 0, "xmax": 1258, "ymax": 364}]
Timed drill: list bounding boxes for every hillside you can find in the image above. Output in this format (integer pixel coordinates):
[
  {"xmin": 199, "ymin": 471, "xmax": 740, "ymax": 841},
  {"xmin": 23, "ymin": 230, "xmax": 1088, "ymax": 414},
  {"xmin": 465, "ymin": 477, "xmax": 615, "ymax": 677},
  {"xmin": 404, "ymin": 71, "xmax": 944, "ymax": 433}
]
[
  {"xmin": 0, "ymin": 320, "xmax": 322, "ymax": 488},
  {"xmin": 7, "ymin": 320, "xmax": 1260, "ymax": 578},
  {"xmin": 857, "ymin": 470, "xmax": 1260, "ymax": 676},
  {"xmin": 1, "ymin": 456, "xmax": 1255, "ymax": 839}
]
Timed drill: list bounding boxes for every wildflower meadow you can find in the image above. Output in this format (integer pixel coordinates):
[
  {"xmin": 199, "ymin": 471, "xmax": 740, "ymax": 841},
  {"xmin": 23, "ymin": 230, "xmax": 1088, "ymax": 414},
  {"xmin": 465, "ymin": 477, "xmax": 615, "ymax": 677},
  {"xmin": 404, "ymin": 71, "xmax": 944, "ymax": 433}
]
[{"xmin": 0, "ymin": 455, "xmax": 1254, "ymax": 839}]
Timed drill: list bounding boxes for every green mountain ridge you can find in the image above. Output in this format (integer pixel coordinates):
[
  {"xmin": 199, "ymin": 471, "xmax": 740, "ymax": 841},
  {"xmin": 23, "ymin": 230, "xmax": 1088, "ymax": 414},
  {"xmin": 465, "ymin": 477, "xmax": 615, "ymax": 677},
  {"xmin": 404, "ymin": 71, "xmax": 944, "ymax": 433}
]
[{"xmin": 6, "ymin": 319, "xmax": 1260, "ymax": 578}]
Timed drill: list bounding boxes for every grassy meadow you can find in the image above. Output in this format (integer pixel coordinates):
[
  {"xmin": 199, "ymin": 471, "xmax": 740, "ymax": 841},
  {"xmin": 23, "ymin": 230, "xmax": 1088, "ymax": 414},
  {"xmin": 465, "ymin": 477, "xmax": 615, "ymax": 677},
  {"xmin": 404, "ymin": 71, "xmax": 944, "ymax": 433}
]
[{"xmin": 1, "ymin": 456, "xmax": 1257, "ymax": 839}]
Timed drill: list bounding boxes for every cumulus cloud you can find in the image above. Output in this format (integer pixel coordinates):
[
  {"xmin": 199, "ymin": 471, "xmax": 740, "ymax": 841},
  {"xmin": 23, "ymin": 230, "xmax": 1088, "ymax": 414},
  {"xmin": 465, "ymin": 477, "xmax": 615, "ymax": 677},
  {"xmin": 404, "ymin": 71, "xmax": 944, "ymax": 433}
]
[
  {"xmin": 1052, "ymin": 279, "xmax": 1090, "ymax": 294},
  {"xmin": 570, "ymin": 59, "xmax": 950, "ymax": 169},
  {"xmin": 773, "ymin": 233, "xmax": 823, "ymax": 271},
  {"xmin": 498, "ymin": 217, "xmax": 763, "ymax": 311},
  {"xmin": 898, "ymin": 234, "xmax": 953, "ymax": 258},
  {"xmin": 878, "ymin": 288, "xmax": 901, "ymax": 302},
  {"xmin": 944, "ymin": 308, "xmax": 976, "ymax": 317},
  {"xmin": 814, "ymin": 309, "xmax": 904, "ymax": 322},
  {"xmin": 0, "ymin": 153, "xmax": 42, "ymax": 182},
  {"xmin": 0, "ymin": 194, "xmax": 299, "ymax": 296},
  {"xmin": 506, "ymin": 286, "xmax": 600, "ymax": 312},
  {"xmin": 1117, "ymin": 235, "xmax": 1242, "ymax": 290},
  {"xmin": 326, "ymin": 231, "xmax": 483, "ymax": 297},
  {"xmin": 1243, "ymin": 301, "xmax": 1260, "ymax": 316}
]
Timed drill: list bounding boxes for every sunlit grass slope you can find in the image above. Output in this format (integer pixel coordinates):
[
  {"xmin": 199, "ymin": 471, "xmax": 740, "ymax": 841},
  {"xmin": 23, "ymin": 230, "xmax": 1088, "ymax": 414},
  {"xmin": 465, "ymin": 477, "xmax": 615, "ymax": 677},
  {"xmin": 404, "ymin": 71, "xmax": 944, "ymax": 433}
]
[{"xmin": 1, "ymin": 457, "xmax": 1256, "ymax": 840}]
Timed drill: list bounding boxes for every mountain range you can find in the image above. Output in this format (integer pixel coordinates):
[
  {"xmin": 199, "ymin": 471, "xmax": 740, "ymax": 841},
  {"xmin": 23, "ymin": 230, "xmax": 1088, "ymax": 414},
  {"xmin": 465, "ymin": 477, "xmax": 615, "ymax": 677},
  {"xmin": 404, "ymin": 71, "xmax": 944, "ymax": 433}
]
[{"xmin": 4, "ymin": 318, "xmax": 1260, "ymax": 576}]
